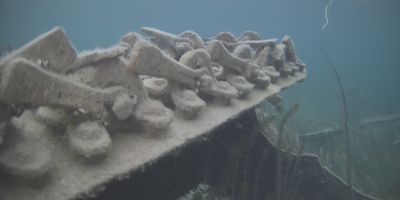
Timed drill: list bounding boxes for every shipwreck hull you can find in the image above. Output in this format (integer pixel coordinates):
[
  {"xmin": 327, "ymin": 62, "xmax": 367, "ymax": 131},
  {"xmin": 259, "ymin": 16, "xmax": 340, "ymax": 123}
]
[
  {"xmin": 0, "ymin": 72, "xmax": 305, "ymax": 200},
  {"xmin": 0, "ymin": 26, "xmax": 377, "ymax": 200},
  {"xmin": 86, "ymin": 109, "xmax": 378, "ymax": 200}
]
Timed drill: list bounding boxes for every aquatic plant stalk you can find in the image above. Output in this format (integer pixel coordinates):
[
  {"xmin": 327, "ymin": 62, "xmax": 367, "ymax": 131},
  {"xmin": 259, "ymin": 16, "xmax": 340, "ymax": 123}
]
[
  {"xmin": 320, "ymin": 1, "xmax": 355, "ymax": 199},
  {"xmin": 231, "ymin": 150, "xmax": 243, "ymax": 200},
  {"xmin": 288, "ymin": 147, "xmax": 303, "ymax": 200},
  {"xmin": 275, "ymin": 126, "xmax": 285, "ymax": 200}
]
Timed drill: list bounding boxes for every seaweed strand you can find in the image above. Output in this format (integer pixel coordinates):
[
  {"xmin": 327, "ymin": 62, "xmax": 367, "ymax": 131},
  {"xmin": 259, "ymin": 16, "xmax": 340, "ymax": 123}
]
[
  {"xmin": 320, "ymin": 1, "xmax": 354, "ymax": 198},
  {"xmin": 287, "ymin": 144, "xmax": 304, "ymax": 200}
]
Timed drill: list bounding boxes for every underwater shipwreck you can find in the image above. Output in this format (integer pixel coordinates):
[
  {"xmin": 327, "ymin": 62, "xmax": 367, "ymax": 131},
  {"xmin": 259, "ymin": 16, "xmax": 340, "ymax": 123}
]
[{"xmin": 0, "ymin": 27, "xmax": 383, "ymax": 200}]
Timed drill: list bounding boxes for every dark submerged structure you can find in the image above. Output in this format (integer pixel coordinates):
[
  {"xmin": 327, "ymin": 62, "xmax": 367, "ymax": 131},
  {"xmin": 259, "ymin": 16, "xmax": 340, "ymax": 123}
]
[{"xmin": 0, "ymin": 27, "xmax": 379, "ymax": 200}]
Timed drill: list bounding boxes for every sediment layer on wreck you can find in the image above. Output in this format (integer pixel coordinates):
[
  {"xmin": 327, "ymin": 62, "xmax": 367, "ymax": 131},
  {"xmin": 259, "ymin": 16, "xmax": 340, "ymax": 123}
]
[{"xmin": 0, "ymin": 27, "xmax": 306, "ymax": 200}]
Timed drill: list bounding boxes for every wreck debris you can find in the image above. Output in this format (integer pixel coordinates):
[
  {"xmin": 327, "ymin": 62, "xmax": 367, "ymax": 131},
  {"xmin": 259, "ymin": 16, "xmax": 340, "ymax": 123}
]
[
  {"xmin": 0, "ymin": 58, "xmax": 128, "ymax": 120},
  {"xmin": 0, "ymin": 111, "xmax": 52, "ymax": 183},
  {"xmin": 226, "ymin": 75, "xmax": 254, "ymax": 98},
  {"xmin": 140, "ymin": 27, "xmax": 194, "ymax": 58},
  {"xmin": 179, "ymin": 49, "xmax": 212, "ymax": 72},
  {"xmin": 127, "ymin": 39, "xmax": 207, "ymax": 88},
  {"xmin": 282, "ymin": 35, "xmax": 297, "ymax": 63},
  {"xmin": 216, "ymin": 31, "xmax": 237, "ymax": 43},
  {"xmin": 358, "ymin": 113, "xmax": 400, "ymax": 128},
  {"xmin": 179, "ymin": 31, "xmax": 205, "ymax": 49},
  {"xmin": 179, "ymin": 49, "xmax": 238, "ymax": 104},
  {"xmin": 198, "ymin": 75, "xmax": 238, "ymax": 104},
  {"xmin": 238, "ymin": 31, "xmax": 262, "ymax": 41},
  {"xmin": 210, "ymin": 62, "xmax": 224, "ymax": 79},
  {"xmin": 232, "ymin": 44, "xmax": 253, "ymax": 60},
  {"xmin": 207, "ymin": 40, "xmax": 270, "ymax": 88},
  {"xmin": 0, "ymin": 122, "xmax": 6, "ymax": 145},
  {"xmin": 0, "ymin": 27, "xmax": 77, "ymax": 74},
  {"xmin": 111, "ymin": 93, "xmax": 136, "ymax": 121},
  {"xmin": 262, "ymin": 66, "xmax": 281, "ymax": 83},
  {"xmin": 142, "ymin": 77, "xmax": 170, "ymax": 99},
  {"xmin": 140, "ymin": 27, "xmax": 193, "ymax": 49},
  {"xmin": 268, "ymin": 95, "xmax": 283, "ymax": 106},
  {"xmin": 134, "ymin": 99, "xmax": 173, "ymax": 133},
  {"xmin": 35, "ymin": 106, "xmax": 68, "ymax": 128},
  {"xmin": 222, "ymin": 38, "xmax": 278, "ymax": 50},
  {"xmin": 0, "ymin": 138, "xmax": 52, "ymax": 182},
  {"xmin": 300, "ymin": 127, "xmax": 343, "ymax": 142},
  {"xmin": 67, "ymin": 56, "xmax": 146, "ymax": 102},
  {"xmin": 255, "ymin": 46, "xmax": 272, "ymax": 66},
  {"xmin": 67, "ymin": 121, "xmax": 112, "ymax": 162},
  {"xmin": 72, "ymin": 45, "xmax": 128, "ymax": 70},
  {"xmin": 215, "ymin": 31, "xmax": 237, "ymax": 52},
  {"xmin": 0, "ymin": 25, "xmax": 307, "ymax": 195},
  {"xmin": 171, "ymin": 88, "xmax": 206, "ymax": 119}
]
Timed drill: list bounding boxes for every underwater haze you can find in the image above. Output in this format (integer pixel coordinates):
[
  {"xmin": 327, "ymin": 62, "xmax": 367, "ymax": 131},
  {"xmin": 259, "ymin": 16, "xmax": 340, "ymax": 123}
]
[
  {"xmin": 1, "ymin": 0, "xmax": 400, "ymax": 123},
  {"xmin": 1, "ymin": 0, "xmax": 400, "ymax": 199}
]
